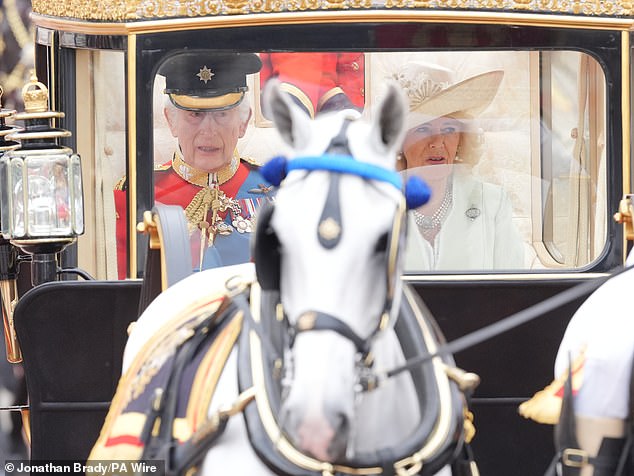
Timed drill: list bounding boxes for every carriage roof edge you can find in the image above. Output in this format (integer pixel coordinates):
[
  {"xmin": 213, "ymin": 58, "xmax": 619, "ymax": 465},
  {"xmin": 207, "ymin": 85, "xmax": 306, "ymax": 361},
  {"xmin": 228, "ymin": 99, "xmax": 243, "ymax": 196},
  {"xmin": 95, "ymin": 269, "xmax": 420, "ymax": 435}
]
[{"xmin": 29, "ymin": 0, "xmax": 634, "ymax": 27}]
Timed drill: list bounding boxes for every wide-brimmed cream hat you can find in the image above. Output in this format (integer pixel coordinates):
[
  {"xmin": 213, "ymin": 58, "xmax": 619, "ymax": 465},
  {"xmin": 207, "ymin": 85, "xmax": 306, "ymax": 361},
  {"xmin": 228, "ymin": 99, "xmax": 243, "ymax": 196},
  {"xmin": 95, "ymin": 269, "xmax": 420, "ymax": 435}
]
[{"xmin": 392, "ymin": 62, "xmax": 504, "ymax": 129}]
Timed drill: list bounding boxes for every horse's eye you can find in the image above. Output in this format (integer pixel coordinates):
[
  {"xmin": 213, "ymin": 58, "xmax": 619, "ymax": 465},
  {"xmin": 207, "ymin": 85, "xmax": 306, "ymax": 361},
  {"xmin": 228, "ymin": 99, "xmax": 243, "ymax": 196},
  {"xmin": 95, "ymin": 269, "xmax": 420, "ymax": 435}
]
[{"xmin": 375, "ymin": 232, "xmax": 389, "ymax": 253}]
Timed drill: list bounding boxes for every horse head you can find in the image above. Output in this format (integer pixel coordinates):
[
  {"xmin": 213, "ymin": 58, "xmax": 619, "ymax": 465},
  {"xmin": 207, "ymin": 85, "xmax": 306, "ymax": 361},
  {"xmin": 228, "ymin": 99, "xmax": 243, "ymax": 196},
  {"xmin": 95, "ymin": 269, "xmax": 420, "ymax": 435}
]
[{"xmin": 254, "ymin": 81, "xmax": 428, "ymax": 462}]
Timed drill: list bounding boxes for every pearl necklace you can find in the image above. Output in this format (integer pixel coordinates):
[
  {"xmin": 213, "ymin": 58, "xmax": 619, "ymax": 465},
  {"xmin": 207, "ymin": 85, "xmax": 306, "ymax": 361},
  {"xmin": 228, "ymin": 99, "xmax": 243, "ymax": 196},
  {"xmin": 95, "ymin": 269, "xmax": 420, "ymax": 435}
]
[{"xmin": 413, "ymin": 181, "xmax": 453, "ymax": 238}]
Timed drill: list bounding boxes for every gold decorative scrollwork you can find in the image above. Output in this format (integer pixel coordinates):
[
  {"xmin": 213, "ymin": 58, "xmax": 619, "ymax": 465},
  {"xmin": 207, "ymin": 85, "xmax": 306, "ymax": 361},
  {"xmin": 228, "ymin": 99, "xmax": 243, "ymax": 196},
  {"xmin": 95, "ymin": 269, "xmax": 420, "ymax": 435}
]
[
  {"xmin": 1, "ymin": 0, "xmax": 34, "ymax": 109},
  {"xmin": 203, "ymin": 0, "xmax": 223, "ymax": 15},
  {"xmin": 29, "ymin": 0, "xmax": 634, "ymax": 22}
]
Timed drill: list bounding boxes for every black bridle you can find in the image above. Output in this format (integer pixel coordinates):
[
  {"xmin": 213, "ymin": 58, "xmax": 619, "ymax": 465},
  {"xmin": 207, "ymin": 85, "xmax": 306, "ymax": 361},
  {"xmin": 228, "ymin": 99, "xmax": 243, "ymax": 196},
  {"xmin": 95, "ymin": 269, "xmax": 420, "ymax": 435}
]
[{"xmin": 258, "ymin": 117, "xmax": 420, "ymax": 389}]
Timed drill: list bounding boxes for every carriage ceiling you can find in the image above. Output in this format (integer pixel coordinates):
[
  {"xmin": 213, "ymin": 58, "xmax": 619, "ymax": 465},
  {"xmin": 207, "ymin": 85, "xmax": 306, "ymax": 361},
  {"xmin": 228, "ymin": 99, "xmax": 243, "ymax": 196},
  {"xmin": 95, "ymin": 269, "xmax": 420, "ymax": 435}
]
[{"xmin": 29, "ymin": 0, "xmax": 634, "ymax": 23}]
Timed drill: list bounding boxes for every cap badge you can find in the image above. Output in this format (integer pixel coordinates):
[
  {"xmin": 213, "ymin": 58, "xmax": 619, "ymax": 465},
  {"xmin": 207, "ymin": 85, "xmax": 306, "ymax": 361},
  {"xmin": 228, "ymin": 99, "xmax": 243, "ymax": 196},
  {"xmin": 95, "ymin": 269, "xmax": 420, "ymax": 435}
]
[{"xmin": 196, "ymin": 66, "xmax": 215, "ymax": 84}]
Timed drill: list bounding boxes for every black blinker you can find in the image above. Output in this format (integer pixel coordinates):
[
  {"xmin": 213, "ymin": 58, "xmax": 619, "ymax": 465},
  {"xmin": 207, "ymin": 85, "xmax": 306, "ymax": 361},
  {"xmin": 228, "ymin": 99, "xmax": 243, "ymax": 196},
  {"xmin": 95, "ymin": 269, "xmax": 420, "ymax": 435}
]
[{"xmin": 375, "ymin": 232, "xmax": 389, "ymax": 254}]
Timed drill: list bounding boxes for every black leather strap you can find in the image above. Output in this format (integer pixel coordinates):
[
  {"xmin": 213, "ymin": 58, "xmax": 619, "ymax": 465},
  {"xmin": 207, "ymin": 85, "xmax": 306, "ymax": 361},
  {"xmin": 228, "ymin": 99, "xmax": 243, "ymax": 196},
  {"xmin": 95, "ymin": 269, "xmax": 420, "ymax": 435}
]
[
  {"xmin": 613, "ymin": 347, "xmax": 634, "ymax": 476},
  {"xmin": 137, "ymin": 241, "xmax": 162, "ymax": 317},
  {"xmin": 140, "ymin": 295, "xmax": 242, "ymax": 476},
  {"xmin": 238, "ymin": 283, "xmax": 464, "ymax": 475},
  {"xmin": 292, "ymin": 310, "xmax": 369, "ymax": 354},
  {"xmin": 317, "ymin": 174, "xmax": 342, "ymax": 249},
  {"xmin": 387, "ymin": 264, "xmax": 634, "ymax": 381},
  {"xmin": 549, "ymin": 350, "xmax": 634, "ymax": 476},
  {"xmin": 137, "ymin": 204, "xmax": 193, "ymax": 317}
]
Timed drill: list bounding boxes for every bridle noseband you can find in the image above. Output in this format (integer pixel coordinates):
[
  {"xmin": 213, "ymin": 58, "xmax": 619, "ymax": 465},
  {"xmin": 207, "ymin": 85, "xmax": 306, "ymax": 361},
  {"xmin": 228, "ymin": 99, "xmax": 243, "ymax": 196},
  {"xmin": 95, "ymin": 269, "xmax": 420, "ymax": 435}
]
[{"xmin": 290, "ymin": 310, "xmax": 392, "ymax": 357}]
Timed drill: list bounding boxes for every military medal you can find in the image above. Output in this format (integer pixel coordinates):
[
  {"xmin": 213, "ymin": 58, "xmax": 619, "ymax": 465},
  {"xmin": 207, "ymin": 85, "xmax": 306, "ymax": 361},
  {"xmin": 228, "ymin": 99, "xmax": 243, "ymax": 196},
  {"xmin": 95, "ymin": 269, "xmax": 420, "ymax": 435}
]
[
  {"xmin": 230, "ymin": 198, "xmax": 261, "ymax": 233},
  {"xmin": 248, "ymin": 183, "xmax": 274, "ymax": 195},
  {"xmin": 194, "ymin": 175, "xmax": 240, "ymax": 269},
  {"xmin": 232, "ymin": 215, "xmax": 252, "ymax": 233}
]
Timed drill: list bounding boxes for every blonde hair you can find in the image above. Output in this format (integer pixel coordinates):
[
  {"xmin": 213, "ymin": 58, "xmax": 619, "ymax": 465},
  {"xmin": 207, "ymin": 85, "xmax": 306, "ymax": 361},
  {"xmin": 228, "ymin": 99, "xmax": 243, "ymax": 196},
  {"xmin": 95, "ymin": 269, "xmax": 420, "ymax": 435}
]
[
  {"xmin": 398, "ymin": 118, "xmax": 485, "ymax": 171},
  {"xmin": 456, "ymin": 123, "xmax": 485, "ymax": 165}
]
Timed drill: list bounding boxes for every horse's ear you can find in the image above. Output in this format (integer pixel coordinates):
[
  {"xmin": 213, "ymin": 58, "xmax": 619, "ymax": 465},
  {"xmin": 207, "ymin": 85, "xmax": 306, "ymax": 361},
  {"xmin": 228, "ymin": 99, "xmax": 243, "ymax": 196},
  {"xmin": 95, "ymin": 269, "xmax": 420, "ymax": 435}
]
[
  {"xmin": 262, "ymin": 79, "xmax": 311, "ymax": 150},
  {"xmin": 372, "ymin": 82, "xmax": 408, "ymax": 150}
]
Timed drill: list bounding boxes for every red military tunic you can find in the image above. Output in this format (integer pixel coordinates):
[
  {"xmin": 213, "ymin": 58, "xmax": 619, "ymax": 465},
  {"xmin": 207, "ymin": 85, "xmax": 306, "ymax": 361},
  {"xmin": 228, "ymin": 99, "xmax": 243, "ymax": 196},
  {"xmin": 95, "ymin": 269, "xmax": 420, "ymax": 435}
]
[
  {"xmin": 259, "ymin": 52, "xmax": 365, "ymax": 117},
  {"xmin": 114, "ymin": 151, "xmax": 270, "ymax": 279}
]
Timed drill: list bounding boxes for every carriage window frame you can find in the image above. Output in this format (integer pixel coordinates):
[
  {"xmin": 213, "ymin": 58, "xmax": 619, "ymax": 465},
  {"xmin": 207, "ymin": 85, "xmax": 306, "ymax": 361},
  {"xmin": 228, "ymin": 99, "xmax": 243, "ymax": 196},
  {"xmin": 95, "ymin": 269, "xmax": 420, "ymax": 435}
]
[
  {"xmin": 149, "ymin": 48, "xmax": 610, "ymax": 273},
  {"xmin": 37, "ymin": 22, "xmax": 622, "ymax": 278}
]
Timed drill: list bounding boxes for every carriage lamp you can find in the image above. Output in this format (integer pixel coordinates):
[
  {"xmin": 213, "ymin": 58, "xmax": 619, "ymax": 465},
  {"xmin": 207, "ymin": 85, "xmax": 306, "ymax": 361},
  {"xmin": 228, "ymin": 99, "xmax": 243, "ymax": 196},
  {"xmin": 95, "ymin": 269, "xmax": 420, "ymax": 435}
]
[
  {"xmin": 0, "ymin": 74, "xmax": 84, "ymax": 286},
  {"xmin": 0, "ymin": 85, "xmax": 23, "ymax": 363}
]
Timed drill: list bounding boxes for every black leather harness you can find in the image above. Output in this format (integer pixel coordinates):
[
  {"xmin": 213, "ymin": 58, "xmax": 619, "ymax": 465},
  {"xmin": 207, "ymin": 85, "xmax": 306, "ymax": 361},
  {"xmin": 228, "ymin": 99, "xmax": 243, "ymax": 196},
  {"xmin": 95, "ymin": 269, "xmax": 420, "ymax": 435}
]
[
  {"xmin": 236, "ymin": 283, "xmax": 467, "ymax": 476},
  {"xmin": 117, "ymin": 280, "xmax": 468, "ymax": 476},
  {"xmin": 545, "ymin": 352, "xmax": 634, "ymax": 476}
]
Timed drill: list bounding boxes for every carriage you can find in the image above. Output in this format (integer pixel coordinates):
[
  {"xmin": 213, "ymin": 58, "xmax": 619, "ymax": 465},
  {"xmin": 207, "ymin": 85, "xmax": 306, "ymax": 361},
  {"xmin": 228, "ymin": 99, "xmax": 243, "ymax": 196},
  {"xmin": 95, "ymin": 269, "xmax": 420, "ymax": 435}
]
[{"xmin": 1, "ymin": 0, "xmax": 634, "ymax": 474}]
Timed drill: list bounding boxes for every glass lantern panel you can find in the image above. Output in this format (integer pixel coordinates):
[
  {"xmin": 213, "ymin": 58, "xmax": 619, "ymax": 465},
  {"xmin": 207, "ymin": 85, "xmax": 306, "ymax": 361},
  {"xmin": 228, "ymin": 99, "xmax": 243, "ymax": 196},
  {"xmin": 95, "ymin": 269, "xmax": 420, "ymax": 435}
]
[
  {"xmin": 0, "ymin": 156, "xmax": 9, "ymax": 237},
  {"xmin": 25, "ymin": 155, "xmax": 72, "ymax": 237},
  {"xmin": 70, "ymin": 154, "xmax": 84, "ymax": 235},
  {"xmin": 9, "ymin": 158, "xmax": 25, "ymax": 238}
]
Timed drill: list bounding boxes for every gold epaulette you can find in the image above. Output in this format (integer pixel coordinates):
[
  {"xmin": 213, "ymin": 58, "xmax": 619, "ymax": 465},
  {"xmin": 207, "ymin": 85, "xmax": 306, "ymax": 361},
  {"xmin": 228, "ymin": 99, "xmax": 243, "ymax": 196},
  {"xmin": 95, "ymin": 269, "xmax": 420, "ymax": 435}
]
[
  {"xmin": 114, "ymin": 176, "xmax": 127, "ymax": 191},
  {"xmin": 241, "ymin": 156, "xmax": 262, "ymax": 167}
]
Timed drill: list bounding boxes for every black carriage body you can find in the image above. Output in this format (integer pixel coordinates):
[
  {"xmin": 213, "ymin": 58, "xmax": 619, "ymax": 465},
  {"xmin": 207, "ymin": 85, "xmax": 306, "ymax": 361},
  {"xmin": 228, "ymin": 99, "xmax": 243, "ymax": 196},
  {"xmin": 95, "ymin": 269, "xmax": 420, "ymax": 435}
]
[{"xmin": 11, "ymin": 2, "xmax": 633, "ymax": 474}]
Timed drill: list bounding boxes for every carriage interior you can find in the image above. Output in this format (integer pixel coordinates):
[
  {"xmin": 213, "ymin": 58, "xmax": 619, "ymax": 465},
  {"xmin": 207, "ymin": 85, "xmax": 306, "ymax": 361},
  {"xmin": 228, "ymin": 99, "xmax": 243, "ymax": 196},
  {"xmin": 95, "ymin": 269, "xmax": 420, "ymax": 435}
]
[
  {"xmin": 1, "ymin": 1, "xmax": 630, "ymax": 474},
  {"xmin": 81, "ymin": 49, "xmax": 607, "ymax": 278}
]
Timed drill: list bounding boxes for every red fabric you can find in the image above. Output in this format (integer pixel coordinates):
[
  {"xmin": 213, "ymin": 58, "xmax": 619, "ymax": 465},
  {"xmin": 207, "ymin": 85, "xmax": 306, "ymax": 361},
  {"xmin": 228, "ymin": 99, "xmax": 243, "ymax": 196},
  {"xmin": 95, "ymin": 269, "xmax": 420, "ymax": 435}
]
[
  {"xmin": 260, "ymin": 52, "xmax": 365, "ymax": 111},
  {"xmin": 104, "ymin": 434, "xmax": 144, "ymax": 448},
  {"xmin": 114, "ymin": 161, "xmax": 251, "ymax": 279},
  {"xmin": 114, "ymin": 188, "xmax": 128, "ymax": 280}
]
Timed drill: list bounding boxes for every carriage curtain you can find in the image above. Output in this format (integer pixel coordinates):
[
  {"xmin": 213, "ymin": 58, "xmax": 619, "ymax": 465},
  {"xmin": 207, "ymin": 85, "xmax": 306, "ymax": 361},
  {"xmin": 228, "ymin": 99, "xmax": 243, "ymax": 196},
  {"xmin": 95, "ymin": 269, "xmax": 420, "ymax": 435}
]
[
  {"xmin": 92, "ymin": 51, "xmax": 124, "ymax": 280},
  {"xmin": 565, "ymin": 55, "xmax": 603, "ymax": 267}
]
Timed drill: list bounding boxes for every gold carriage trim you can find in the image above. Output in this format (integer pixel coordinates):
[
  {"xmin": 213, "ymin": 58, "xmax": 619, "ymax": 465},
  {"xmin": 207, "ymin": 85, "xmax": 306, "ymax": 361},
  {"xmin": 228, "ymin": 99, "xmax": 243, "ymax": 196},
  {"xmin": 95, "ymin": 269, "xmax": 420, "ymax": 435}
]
[{"xmin": 31, "ymin": 0, "xmax": 634, "ymax": 22}]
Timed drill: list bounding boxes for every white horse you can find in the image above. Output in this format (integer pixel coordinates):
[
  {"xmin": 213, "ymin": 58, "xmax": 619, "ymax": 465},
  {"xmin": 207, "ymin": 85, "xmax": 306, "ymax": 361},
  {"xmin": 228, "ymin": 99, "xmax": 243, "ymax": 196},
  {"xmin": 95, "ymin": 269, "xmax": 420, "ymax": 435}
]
[
  {"xmin": 520, "ymin": 253, "xmax": 634, "ymax": 476},
  {"xmin": 89, "ymin": 82, "xmax": 466, "ymax": 476}
]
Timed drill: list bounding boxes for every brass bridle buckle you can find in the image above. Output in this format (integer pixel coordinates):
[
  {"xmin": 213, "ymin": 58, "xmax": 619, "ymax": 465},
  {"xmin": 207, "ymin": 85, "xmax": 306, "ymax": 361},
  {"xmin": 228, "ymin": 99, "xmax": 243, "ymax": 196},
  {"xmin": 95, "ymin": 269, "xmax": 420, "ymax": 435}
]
[{"xmin": 562, "ymin": 448, "xmax": 589, "ymax": 468}]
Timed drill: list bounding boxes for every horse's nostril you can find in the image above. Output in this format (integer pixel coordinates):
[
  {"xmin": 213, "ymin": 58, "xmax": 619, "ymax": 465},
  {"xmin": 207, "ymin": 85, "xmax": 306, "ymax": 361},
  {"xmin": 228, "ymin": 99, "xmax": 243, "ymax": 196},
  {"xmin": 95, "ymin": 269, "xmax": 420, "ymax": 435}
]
[
  {"xmin": 327, "ymin": 412, "xmax": 350, "ymax": 461},
  {"xmin": 329, "ymin": 411, "xmax": 349, "ymax": 434}
]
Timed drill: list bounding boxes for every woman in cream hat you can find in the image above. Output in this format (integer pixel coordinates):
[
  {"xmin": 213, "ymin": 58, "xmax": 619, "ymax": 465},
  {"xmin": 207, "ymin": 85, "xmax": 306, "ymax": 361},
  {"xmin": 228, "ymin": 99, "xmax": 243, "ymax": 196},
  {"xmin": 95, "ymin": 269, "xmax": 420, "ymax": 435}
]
[{"xmin": 394, "ymin": 62, "xmax": 524, "ymax": 271}]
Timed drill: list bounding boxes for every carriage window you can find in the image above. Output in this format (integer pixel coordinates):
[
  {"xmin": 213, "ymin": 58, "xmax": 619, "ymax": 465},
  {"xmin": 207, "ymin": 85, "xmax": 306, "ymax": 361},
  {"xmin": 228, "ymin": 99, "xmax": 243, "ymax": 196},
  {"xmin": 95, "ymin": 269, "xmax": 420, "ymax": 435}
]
[
  {"xmin": 142, "ymin": 49, "xmax": 606, "ymax": 274},
  {"xmin": 73, "ymin": 49, "xmax": 126, "ymax": 280}
]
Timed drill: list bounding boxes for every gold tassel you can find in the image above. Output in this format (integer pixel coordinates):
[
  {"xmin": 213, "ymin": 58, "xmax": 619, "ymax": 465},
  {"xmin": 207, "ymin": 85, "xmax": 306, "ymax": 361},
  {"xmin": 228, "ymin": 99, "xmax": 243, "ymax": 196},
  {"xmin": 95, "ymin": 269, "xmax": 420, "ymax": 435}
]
[
  {"xmin": 518, "ymin": 346, "xmax": 586, "ymax": 425},
  {"xmin": 184, "ymin": 188, "xmax": 214, "ymax": 233}
]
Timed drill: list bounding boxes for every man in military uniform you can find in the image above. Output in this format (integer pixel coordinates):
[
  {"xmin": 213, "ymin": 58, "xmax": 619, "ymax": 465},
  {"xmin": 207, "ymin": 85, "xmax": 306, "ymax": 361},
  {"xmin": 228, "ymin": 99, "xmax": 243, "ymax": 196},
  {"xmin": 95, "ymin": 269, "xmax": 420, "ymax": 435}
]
[{"xmin": 114, "ymin": 51, "xmax": 271, "ymax": 278}]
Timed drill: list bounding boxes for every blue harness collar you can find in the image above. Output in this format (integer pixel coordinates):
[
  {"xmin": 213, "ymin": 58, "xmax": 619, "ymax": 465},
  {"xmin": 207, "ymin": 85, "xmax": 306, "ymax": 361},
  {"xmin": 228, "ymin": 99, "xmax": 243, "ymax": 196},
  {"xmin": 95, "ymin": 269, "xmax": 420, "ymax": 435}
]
[
  {"xmin": 286, "ymin": 154, "xmax": 403, "ymax": 190},
  {"xmin": 262, "ymin": 154, "xmax": 430, "ymax": 210}
]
